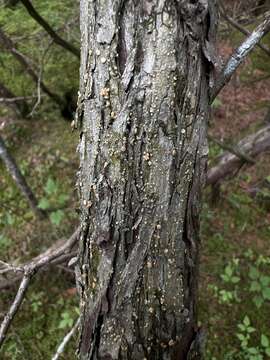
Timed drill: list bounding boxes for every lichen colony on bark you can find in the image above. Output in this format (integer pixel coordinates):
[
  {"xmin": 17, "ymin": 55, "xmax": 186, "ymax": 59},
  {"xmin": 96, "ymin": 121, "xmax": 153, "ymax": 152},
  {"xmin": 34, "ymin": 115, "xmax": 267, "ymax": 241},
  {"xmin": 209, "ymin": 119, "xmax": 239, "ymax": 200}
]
[{"xmin": 77, "ymin": 0, "xmax": 217, "ymax": 359}]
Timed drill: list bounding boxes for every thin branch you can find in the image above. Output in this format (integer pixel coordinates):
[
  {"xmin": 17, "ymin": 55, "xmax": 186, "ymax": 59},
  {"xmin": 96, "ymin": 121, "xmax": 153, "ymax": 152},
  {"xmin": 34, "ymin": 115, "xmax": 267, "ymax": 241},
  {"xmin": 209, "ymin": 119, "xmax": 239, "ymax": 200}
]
[
  {"xmin": 0, "ymin": 274, "xmax": 32, "ymax": 348},
  {"xmin": 211, "ymin": 10, "xmax": 270, "ymax": 102},
  {"xmin": 220, "ymin": 2, "xmax": 270, "ymax": 57},
  {"xmin": 208, "ymin": 135, "xmax": 255, "ymax": 164},
  {"xmin": 19, "ymin": 0, "xmax": 80, "ymax": 59},
  {"xmin": 0, "ymin": 134, "xmax": 46, "ymax": 219},
  {"xmin": 207, "ymin": 124, "xmax": 270, "ymax": 186},
  {"xmin": 0, "ymin": 227, "xmax": 79, "ymax": 291},
  {"xmin": 0, "ymin": 95, "xmax": 45, "ymax": 103},
  {"xmin": 0, "ymin": 227, "xmax": 80, "ymax": 349},
  {"xmin": 0, "ymin": 27, "xmax": 64, "ymax": 107},
  {"xmin": 51, "ymin": 317, "xmax": 80, "ymax": 360},
  {"xmin": 0, "ymin": 81, "xmax": 29, "ymax": 117}
]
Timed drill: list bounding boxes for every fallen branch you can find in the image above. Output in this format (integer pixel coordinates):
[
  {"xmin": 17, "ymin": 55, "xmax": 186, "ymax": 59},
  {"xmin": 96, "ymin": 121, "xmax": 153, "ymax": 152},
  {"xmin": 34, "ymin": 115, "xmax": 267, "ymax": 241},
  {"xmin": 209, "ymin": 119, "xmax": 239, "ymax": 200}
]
[
  {"xmin": 211, "ymin": 10, "xmax": 270, "ymax": 102},
  {"xmin": 208, "ymin": 135, "xmax": 255, "ymax": 164},
  {"xmin": 19, "ymin": 0, "xmax": 80, "ymax": 59},
  {"xmin": 0, "ymin": 134, "xmax": 46, "ymax": 219},
  {"xmin": 51, "ymin": 317, "xmax": 80, "ymax": 360},
  {"xmin": 0, "ymin": 227, "xmax": 80, "ymax": 348},
  {"xmin": 207, "ymin": 124, "xmax": 270, "ymax": 186}
]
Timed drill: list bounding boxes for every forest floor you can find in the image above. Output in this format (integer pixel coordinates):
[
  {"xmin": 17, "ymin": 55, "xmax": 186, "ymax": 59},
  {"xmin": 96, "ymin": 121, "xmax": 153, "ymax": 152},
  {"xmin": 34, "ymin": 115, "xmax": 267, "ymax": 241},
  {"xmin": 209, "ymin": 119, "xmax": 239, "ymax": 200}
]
[{"xmin": 0, "ymin": 21, "xmax": 270, "ymax": 360}]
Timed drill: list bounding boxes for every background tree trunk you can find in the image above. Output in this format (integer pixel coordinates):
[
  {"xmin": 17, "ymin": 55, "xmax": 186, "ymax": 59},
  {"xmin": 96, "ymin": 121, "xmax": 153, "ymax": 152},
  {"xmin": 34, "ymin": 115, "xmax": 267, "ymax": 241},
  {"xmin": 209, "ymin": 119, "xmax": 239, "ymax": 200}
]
[{"xmin": 78, "ymin": 1, "xmax": 217, "ymax": 359}]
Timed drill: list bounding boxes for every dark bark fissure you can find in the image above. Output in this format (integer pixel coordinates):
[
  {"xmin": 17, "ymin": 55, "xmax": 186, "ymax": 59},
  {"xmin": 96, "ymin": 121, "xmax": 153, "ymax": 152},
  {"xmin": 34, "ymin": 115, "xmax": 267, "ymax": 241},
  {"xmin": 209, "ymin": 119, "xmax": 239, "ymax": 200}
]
[{"xmin": 78, "ymin": 1, "xmax": 217, "ymax": 359}]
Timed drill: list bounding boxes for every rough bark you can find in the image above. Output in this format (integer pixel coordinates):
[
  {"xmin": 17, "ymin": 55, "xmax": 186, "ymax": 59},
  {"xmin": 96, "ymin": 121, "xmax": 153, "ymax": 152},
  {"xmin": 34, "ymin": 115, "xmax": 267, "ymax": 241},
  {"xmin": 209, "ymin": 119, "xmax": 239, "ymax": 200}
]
[{"xmin": 77, "ymin": 1, "xmax": 217, "ymax": 359}]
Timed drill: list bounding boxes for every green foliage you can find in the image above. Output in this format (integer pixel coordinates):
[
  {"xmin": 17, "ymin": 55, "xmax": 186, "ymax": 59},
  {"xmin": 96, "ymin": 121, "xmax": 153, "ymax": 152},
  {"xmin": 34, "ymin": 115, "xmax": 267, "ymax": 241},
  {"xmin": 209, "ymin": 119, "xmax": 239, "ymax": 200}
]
[
  {"xmin": 0, "ymin": 234, "xmax": 12, "ymax": 251},
  {"xmin": 49, "ymin": 209, "xmax": 65, "ymax": 226},
  {"xmin": 38, "ymin": 177, "xmax": 69, "ymax": 226},
  {"xmin": 248, "ymin": 265, "xmax": 270, "ymax": 308},
  {"xmin": 58, "ymin": 311, "xmax": 75, "ymax": 329},
  {"xmin": 0, "ymin": 0, "xmax": 79, "ymax": 117}
]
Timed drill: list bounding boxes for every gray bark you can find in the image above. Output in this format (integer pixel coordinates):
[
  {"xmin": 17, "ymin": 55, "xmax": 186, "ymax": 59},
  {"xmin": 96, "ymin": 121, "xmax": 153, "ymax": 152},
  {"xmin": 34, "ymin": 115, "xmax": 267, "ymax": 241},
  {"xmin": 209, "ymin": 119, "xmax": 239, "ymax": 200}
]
[{"xmin": 77, "ymin": 1, "xmax": 217, "ymax": 359}]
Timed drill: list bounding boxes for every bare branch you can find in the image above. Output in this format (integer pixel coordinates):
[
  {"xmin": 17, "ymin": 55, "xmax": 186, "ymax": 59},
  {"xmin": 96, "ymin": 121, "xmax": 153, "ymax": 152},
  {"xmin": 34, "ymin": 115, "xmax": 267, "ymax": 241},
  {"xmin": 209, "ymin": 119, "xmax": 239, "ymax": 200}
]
[
  {"xmin": 0, "ymin": 81, "xmax": 29, "ymax": 117},
  {"xmin": 0, "ymin": 227, "xmax": 80, "ymax": 349},
  {"xmin": 51, "ymin": 317, "xmax": 80, "ymax": 360},
  {"xmin": 0, "ymin": 274, "xmax": 32, "ymax": 347},
  {"xmin": 211, "ymin": 11, "xmax": 270, "ymax": 102},
  {"xmin": 0, "ymin": 27, "xmax": 64, "ymax": 107},
  {"xmin": 0, "ymin": 95, "xmax": 45, "ymax": 103},
  {"xmin": 220, "ymin": 2, "xmax": 270, "ymax": 57},
  {"xmin": 207, "ymin": 124, "xmax": 270, "ymax": 186},
  {"xmin": 19, "ymin": 0, "xmax": 80, "ymax": 58},
  {"xmin": 0, "ymin": 134, "xmax": 46, "ymax": 219}
]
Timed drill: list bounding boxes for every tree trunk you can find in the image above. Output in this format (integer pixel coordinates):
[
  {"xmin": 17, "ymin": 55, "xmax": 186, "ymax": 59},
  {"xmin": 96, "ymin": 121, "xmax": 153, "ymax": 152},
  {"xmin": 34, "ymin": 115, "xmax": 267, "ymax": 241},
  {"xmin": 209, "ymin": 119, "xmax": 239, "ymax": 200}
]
[{"xmin": 77, "ymin": 1, "xmax": 217, "ymax": 359}]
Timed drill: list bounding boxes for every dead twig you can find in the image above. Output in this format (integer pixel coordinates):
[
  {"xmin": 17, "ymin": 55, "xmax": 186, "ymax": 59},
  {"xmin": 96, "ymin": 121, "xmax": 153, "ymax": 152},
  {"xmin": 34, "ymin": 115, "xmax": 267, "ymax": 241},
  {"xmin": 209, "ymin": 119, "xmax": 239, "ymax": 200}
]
[
  {"xmin": 51, "ymin": 317, "xmax": 80, "ymax": 360},
  {"xmin": 0, "ymin": 227, "xmax": 80, "ymax": 348},
  {"xmin": 0, "ymin": 27, "xmax": 64, "ymax": 107}
]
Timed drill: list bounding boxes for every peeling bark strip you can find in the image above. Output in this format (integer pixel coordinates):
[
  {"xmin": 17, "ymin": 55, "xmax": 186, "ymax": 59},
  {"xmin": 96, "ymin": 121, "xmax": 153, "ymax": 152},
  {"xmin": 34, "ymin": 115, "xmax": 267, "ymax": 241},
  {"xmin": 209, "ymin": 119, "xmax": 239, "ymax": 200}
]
[{"xmin": 78, "ymin": 1, "xmax": 217, "ymax": 359}]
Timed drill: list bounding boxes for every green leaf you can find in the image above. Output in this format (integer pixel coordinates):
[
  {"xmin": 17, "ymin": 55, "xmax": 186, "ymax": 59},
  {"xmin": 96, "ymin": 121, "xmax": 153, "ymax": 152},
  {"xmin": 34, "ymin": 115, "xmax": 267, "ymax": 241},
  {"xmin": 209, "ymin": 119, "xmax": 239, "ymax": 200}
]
[
  {"xmin": 49, "ymin": 210, "xmax": 64, "ymax": 226},
  {"xmin": 58, "ymin": 193, "xmax": 69, "ymax": 205},
  {"xmin": 243, "ymin": 316, "xmax": 250, "ymax": 327},
  {"xmin": 221, "ymin": 274, "xmax": 229, "ymax": 282},
  {"xmin": 253, "ymin": 295, "xmax": 264, "ymax": 308},
  {"xmin": 248, "ymin": 347, "xmax": 259, "ymax": 355},
  {"xmin": 250, "ymin": 281, "xmax": 261, "ymax": 292},
  {"xmin": 45, "ymin": 178, "xmax": 58, "ymax": 195},
  {"xmin": 262, "ymin": 287, "xmax": 270, "ymax": 300},
  {"xmin": 265, "ymin": 347, "xmax": 270, "ymax": 356},
  {"xmin": 225, "ymin": 265, "xmax": 233, "ymax": 277},
  {"xmin": 237, "ymin": 333, "xmax": 245, "ymax": 341},
  {"xmin": 0, "ymin": 234, "xmax": 12, "ymax": 250},
  {"xmin": 231, "ymin": 276, "xmax": 240, "ymax": 284},
  {"xmin": 261, "ymin": 334, "xmax": 269, "ymax": 348},
  {"xmin": 247, "ymin": 327, "xmax": 256, "ymax": 333},
  {"xmin": 58, "ymin": 312, "xmax": 74, "ymax": 329},
  {"xmin": 249, "ymin": 267, "xmax": 260, "ymax": 280},
  {"xmin": 38, "ymin": 198, "xmax": 50, "ymax": 210},
  {"xmin": 260, "ymin": 276, "xmax": 270, "ymax": 287},
  {"xmin": 238, "ymin": 324, "xmax": 246, "ymax": 332}
]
